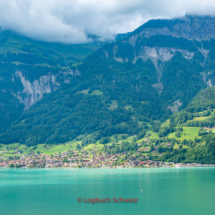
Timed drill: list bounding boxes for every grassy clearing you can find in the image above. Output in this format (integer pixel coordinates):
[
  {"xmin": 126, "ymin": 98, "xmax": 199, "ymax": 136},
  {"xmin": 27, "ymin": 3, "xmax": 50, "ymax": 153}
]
[
  {"xmin": 76, "ymin": 89, "xmax": 103, "ymax": 96},
  {"xmin": 108, "ymin": 100, "xmax": 118, "ymax": 110},
  {"xmin": 0, "ymin": 143, "xmax": 20, "ymax": 150},
  {"xmin": 161, "ymin": 119, "xmax": 170, "ymax": 127},
  {"xmin": 0, "ymin": 46, "xmax": 26, "ymax": 55},
  {"xmin": 168, "ymin": 127, "xmax": 201, "ymax": 140},
  {"xmin": 106, "ymin": 134, "xmax": 135, "ymax": 144},
  {"xmin": 137, "ymin": 130, "xmax": 158, "ymax": 143},
  {"xmin": 72, "ymin": 62, "xmax": 83, "ymax": 67},
  {"xmin": 123, "ymin": 135, "xmax": 136, "ymax": 143},
  {"xmin": 18, "ymin": 145, "xmax": 27, "ymax": 151},
  {"xmin": 84, "ymin": 143, "xmax": 104, "ymax": 152},
  {"xmin": 124, "ymin": 105, "xmax": 133, "ymax": 111},
  {"xmin": 83, "ymin": 144, "xmax": 96, "ymax": 150},
  {"xmin": 137, "ymin": 138, "xmax": 145, "ymax": 143},
  {"xmin": 193, "ymin": 116, "xmax": 209, "ymax": 121},
  {"xmin": 147, "ymin": 130, "xmax": 159, "ymax": 139},
  {"xmin": 91, "ymin": 90, "xmax": 103, "ymax": 95},
  {"xmin": 79, "ymin": 89, "xmax": 89, "ymax": 94},
  {"xmin": 173, "ymin": 143, "xmax": 189, "ymax": 149},
  {"xmin": 35, "ymin": 141, "xmax": 80, "ymax": 155},
  {"xmin": 34, "ymin": 63, "xmax": 56, "ymax": 67},
  {"xmin": 11, "ymin": 61, "xmax": 29, "ymax": 66}
]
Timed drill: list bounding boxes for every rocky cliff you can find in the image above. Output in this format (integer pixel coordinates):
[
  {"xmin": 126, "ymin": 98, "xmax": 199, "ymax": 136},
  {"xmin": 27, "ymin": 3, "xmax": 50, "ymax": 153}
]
[
  {"xmin": 133, "ymin": 15, "xmax": 215, "ymax": 41},
  {"xmin": 12, "ymin": 70, "xmax": 79, "ymax": 109}
]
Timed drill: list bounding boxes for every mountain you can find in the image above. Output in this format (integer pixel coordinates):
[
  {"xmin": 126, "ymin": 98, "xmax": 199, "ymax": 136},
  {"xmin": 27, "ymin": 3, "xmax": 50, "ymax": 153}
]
[
  {"xmin": 1, "ymin": 15, "xmax": 215, "ymax": 146},
  {"xmin": 0, "ymin": 30, "xmax": 107, "ymax": 134},
  {"xmin": 0, "ymin": 30, "xmax": 105, "ymax": 65}
]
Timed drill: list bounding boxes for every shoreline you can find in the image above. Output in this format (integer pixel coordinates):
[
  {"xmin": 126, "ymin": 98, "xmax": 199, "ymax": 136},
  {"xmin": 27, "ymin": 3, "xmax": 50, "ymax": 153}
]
[{"xmin": 1, "ymin": 165, "xmax": 215, "ymax": 170}]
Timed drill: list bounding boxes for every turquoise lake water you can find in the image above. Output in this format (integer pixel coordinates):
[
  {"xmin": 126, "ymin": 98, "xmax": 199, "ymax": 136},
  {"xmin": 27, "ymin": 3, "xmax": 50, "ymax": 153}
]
[{"xmin": 0, "ymin": 168, "xmax": 215, "ymax": 215}]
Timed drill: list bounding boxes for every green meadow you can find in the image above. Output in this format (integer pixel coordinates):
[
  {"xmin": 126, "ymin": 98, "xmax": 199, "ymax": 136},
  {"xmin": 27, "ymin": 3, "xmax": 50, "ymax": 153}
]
[
  {"xmin": 0, "ymin": 140, "xmax": 81, "ymax": 156},
  {"xmin": 161, "ymin": 119, "xmax": 170, "ymax": 127},
  {"xmin": 193, "ymin": 116, "xmax": 209, "ymax": 121},
  {"xmin": 35, "ymin": 141, "xmax": 81, "ymax": 155},
  {"xmin": 108, "ymin": 100, "xmax": 118, "ymax": 110},
  {"xmin": 168, "ymin": 127, "xmax": 201, "ymax": 140}
]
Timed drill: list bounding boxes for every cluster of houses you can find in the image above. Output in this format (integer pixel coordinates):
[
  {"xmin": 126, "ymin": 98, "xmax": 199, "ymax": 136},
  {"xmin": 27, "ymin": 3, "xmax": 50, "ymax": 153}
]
[{"xmin": 0, "ymin": 149, "xmax": 214, "ymax": 168}]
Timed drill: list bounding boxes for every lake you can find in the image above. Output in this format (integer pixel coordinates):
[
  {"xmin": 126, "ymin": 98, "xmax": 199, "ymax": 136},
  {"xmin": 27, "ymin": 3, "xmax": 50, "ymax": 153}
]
[{"xmin": 0, "ymin": 168, "xmax": 215, "ymax": 215}]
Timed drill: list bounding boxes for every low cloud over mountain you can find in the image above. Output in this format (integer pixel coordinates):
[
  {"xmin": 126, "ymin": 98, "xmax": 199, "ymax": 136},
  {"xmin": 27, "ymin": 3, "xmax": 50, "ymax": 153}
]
[{"xmin": 1, "ymin": 0, "xmax": 215, "ymax": 43}]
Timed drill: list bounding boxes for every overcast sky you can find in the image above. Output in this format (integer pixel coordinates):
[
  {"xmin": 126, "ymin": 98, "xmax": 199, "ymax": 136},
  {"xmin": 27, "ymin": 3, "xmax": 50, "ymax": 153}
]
[{"xmin": 0, "ymin": 0, "xmax": 215, "ymax": 43}]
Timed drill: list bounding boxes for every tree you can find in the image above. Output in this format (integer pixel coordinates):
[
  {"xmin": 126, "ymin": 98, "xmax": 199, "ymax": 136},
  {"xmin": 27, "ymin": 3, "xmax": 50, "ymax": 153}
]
[
  {"xmin": 175, "ymin": 132, "xmax": 181, "ymax": 138},
  {"xmin": 63, "ymin": 157, "xmax": 68, "ymax": 162},
  {"xmin": 150, "ymin": 145, "xmax": 154, "ymax": 152},
  {"xmin": 158, "ymin": 146, "xmax": 163, "ymax": 153}
]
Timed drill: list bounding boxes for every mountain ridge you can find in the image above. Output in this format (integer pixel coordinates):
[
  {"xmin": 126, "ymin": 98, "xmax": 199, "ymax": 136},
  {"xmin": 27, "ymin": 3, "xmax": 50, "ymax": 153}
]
[{"xmin": 131, "ymin": 15, "xmax": 215, "ymax": 40}]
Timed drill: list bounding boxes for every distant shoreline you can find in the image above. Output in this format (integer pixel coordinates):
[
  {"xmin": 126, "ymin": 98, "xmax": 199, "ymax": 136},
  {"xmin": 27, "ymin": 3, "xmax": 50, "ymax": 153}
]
[{"xmin": 1, "ymin": 165, "xmax": 215, "ymax": 170}]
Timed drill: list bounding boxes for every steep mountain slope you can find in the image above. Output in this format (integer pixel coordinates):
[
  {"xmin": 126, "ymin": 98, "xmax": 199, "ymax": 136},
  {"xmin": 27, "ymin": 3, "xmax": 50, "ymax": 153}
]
[
  {"xmin": 171, "ymin": 86, "xmax": 215, "ymax": 127},
  {"xmin": 149, "ymin": 86, "xmax": 215, "ymax": 164},
  {"xmin": 0, "ymin": 29, "xmax": 105, "ymax": 113},
  {"xmin": 0, "ymin": 30, "xmax": 106, "ymax": 133},
  {"xmin": 0, "ymin": 30, "xmax": 128, "ymax": 120},
  {"xmin": 0, "ymin": 30, "xmax": 104, "ymax": 65},
  {"xmin": 1, "ymin": 15, "xmax": 215, "ymax": 146}
]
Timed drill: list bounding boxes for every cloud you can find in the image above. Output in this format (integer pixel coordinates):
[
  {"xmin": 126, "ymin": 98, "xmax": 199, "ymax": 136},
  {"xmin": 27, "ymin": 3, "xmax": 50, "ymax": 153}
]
[{"xmin": 0, "ymin": 0, "xmax": 215, "ymax": 43}]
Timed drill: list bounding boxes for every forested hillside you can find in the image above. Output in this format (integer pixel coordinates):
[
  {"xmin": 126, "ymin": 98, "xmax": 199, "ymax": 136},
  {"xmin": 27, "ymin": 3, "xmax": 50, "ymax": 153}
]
[
  {"xmin": 148, "ymin": 86, "xmax": 215, "ymax": 164},
  {"xmin": 1, "ymin": 15, "xmax": 215, "ymax": 147},
  {"xmin": 0, "ymin": 30, "xmax": 105, "ymax": 135}
]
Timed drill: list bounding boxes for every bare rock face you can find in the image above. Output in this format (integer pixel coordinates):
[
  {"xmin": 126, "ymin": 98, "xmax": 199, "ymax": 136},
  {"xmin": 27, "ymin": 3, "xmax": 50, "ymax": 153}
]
[
  {"xmin": 138, "ymin": 15, "xmax": 215, "ymax": 41},
  {"xmin": 13, "ymin": 70, "xmax": 79, "ymax": 109},
  {"xmin": 14, "ymin": 71, "xmax": 60, "ymax": 109},
  {"xmin": 201, "ymin": 71, "xmax": 213, "ymax": 87},
  {"xmin": 168, "ymin": 100, "xmax": 182, "ymax": 113},
  {"xmin": 113, "ymin": 44, "xmax": 194, "ymax": 66},
  {"xmin": 133, "ymin": 47, "xmax": 194, "ymax": 65}
]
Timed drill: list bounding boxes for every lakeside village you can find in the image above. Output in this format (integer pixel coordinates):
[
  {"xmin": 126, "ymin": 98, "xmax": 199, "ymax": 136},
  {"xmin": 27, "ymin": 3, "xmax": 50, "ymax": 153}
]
[{"xmin": 0, "ymin": 145, "xmax": 215, "ymax": 169}]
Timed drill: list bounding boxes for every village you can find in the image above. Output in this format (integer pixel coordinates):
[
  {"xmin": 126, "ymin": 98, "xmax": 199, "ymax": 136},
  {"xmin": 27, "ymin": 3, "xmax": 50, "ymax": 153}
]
[{"xmin": 0, "ymin": 147, "xmax": 214, "ymax": 169}]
